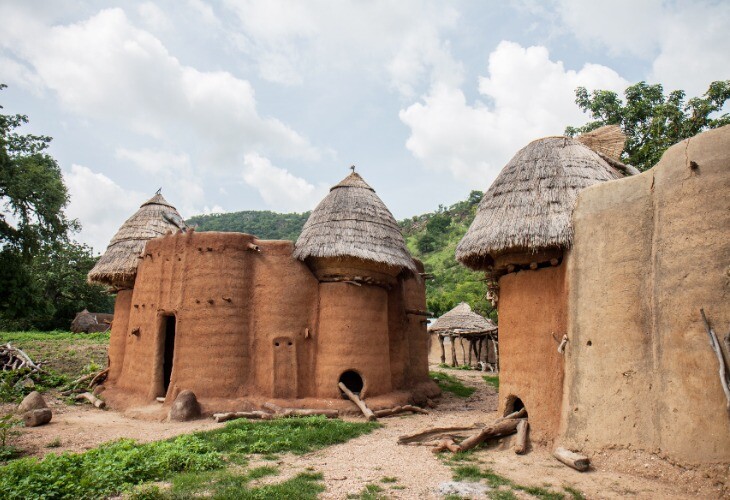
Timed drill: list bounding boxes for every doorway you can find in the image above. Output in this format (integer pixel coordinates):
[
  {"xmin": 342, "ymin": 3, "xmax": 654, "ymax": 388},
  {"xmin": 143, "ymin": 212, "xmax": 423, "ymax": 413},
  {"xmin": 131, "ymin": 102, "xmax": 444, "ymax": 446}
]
[
  {"xmin": 339, "ymin": 370, "xmax": 364, "ymax": 398},
  {"xmin": 161, "ymin": 314, "xmax": 176, "ymax": 394}
]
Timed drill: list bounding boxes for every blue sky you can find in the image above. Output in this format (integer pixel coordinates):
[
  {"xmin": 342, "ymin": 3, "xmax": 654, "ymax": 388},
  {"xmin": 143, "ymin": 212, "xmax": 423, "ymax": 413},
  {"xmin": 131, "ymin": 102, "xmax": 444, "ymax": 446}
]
[{"xmin": 1, "ymin": 0, "xmax": 728, "ymax": 251}]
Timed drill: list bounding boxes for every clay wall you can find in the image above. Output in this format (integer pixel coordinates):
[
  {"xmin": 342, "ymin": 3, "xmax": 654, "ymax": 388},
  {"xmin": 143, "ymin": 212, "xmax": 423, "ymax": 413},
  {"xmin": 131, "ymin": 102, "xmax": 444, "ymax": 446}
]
[
  {"xmin": 107, "ymin": 289, "xmax": 132, "ymax": 382},
  {"xmin": 315, "ymin": 282, "xmax": 392, "ymax": 398},
  {"xmin": 401, "ymin": 271, "xmax": 431, "ymax": 385},
  {"xmin": 560, "ymin": 125, "xmax": 730, "ymax": 463},
  {"xmin": 498, "ymin": 264, "xmax": 567, "ymax": 443}
]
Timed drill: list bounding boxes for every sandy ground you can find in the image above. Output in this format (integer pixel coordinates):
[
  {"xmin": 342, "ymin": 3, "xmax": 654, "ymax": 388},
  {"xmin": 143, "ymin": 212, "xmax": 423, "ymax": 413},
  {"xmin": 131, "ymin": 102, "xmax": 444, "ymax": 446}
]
[{"xmin": 4, "ymin": 367, "xmax": 728, "ymax": 499}]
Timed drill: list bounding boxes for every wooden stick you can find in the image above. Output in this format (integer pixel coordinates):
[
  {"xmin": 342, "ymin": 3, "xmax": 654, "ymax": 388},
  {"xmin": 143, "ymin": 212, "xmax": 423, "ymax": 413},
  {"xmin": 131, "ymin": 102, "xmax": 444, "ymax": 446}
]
[
  {"xmin": 557, "ymin": 335, "xmax": 569, "ymax": 354},
  {"xmin": 88, "ymin": 368, "xmax": 109, "ymax": 388},
  {"xmin": 700, "ymin": 308, "xmax": 730, "ymax": 411},
  {"xmin": 398, "ymin": 424, "xmax": 483, "ymax": 445},
  {"xmin": 431, "ymin": 439, "xmax": 461, "ymax": 453},
  {"xmin": 456, "ymin": 418, "xmax": 520, "ymax": 452},
  {"xmin": 338, "ymin": 382, "xmax": 376, "ymax": 421},
  {"xmin": 514, "ymin": 420, "xmax": 529, "ymax": 454},
  {"xmin": 213, "ymin": 411, "xmax": 273, "ymax": 423},
  {"xmin": 553, "ymin": 447, "xmax": 590, "ymax": 471},
  {"xmin": 495, "ymin": 407, "xmax": 526, "ymax": 423},
  {"xmin": 75, "ymin": 392, "xmax": 106, "ymax": 409},
  {"xmin": 373, "ymin": 405, "xmax": 429, "ymax": 418},
  {"xmin": 439, "ymin": 335, "xmax": 446, "ymax": 364}
]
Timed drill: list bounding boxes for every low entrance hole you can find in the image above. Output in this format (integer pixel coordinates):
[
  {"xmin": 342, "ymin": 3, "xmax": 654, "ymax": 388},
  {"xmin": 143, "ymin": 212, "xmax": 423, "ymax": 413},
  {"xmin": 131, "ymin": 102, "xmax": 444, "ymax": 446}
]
[
  {"xmin": 504, "ymin": 394, "xmax": 528, "ymax": 418},
  {"xmin": 339, "ymin": 370, "xmax": 364, "ymax": 398}
]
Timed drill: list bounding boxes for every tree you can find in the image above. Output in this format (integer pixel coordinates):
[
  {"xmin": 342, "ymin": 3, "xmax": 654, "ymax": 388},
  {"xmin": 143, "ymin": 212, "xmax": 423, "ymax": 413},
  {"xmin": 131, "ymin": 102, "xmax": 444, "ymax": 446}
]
[{"xmin": 565, "ymin": 80, "xmax": 730, "ymax": 171}]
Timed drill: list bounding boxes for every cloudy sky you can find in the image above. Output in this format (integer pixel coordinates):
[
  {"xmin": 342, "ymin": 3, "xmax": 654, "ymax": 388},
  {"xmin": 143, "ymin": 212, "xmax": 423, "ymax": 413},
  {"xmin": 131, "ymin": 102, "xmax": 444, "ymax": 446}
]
[{"xmin": 1, "ymin": 0, "xmax": 728, "ymax": 252}]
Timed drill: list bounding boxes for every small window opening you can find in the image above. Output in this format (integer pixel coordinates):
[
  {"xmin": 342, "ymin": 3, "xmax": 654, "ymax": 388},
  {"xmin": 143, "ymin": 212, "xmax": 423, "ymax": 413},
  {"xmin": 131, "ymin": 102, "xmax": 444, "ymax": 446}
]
[
  {"xmin": 504, "ymin": 395, "xmax": 528, "ymax": 418},
  {"xmin": 339, "ymin": 370, "xmax": 364, "ymax": 398}
]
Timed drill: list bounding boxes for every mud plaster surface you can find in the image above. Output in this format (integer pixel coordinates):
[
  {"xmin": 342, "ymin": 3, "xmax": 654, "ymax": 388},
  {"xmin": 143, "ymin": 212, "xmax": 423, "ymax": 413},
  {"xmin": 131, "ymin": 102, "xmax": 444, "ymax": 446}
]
[{"xmin": 6, "ymin": 367, "xmax": 727, "ymax": 499}]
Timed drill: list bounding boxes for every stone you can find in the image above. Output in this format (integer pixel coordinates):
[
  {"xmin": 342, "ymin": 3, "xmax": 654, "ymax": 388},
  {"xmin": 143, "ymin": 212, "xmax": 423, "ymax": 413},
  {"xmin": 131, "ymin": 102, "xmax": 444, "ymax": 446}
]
[
  {"xmin": 23, "ymin": 408, "xmax": 52, "ymax": 427},
  {"xmin": 14, "ymin": 378, "xmax": 35, "ymax": 391},
  {"xmin": 438, "ymin": 481, "xmax": 491, "ymax": 497},
  {"xmin": 168, "ymin": 390, "xmax": 201, "ymax": 422},
  {"xmin": 18, "ymin": 391, "xmax": 47, "ymax": 413}
]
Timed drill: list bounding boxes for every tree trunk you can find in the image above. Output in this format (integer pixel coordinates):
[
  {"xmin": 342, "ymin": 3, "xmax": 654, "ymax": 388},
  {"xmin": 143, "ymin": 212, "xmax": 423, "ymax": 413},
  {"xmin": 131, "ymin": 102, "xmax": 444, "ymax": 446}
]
[
  {"xmin": 439, "ymin": 335, "xmax": 446, "ymax": 364},
  {"xmin": 514, "ymin": 420, "xmax": 529, "ymax": 454},
  {"xmin": 75, "ymin": 392, "xmax": 106, "ymax": 409},
  {"xmin": 455, "ymin": 418, "xmax": 520, "ymax": 452},
  {"xmin": 338, "ymin": 382, "xmax": 376, "ymax": 421}
]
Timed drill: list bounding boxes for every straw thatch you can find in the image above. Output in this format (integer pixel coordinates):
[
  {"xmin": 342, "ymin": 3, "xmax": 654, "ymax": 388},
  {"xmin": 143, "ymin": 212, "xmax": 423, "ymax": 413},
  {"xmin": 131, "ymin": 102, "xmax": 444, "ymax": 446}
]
[
  {"xmin": 294, "ymin": 171, "xmax": 417, "ymax": 273},
  {"xmin": 87, "ymin": 193, "xmax": 186, "ymax": 288},
  {"xmin": 576, "ymin": 125, "xmax": 625, "ymax": 161},
  {"xmin": 429, "ymin": 302, "xmax": 497, "ymax": 335},
  {"xmin": 456, "ymin": 136, "xmax": 624, "ymax": 270},
  {"xmin": 70, "ymin": 309, "xmax": 113, "ymax": 333}
]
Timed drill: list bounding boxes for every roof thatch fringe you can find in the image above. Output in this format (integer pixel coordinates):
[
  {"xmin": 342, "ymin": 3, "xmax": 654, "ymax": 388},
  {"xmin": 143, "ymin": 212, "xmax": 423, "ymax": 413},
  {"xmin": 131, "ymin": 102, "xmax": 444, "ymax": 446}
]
[
  {"xmin": 576, "ymin": 125, "xmax": 625, "ymax": 161},
  {"xmin": 456, "ymin": 136, "xmax": 624, "ymax": 270},
  {"xmin": 294, "ymin": 171, "xmax": 417, "ymax": 273},
  {"xmin": 87, "ymin": 193, "xmax": 186, "ymax": 289},
  {"xmin": 429, "ymin": 302, "xmax": 497, "ymax": 335}
]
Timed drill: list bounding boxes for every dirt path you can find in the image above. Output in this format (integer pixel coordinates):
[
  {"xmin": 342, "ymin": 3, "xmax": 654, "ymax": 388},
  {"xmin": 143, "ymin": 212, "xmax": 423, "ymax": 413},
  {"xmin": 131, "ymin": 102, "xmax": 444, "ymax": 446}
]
[{"xmin": 5, "ymin": 367, "xmax": 728, "ymax": 498}]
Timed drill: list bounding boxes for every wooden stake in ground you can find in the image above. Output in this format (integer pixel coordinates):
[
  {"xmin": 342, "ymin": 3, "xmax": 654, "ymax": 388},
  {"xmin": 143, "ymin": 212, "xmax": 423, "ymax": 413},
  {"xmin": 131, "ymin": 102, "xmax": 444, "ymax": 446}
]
[
  {"xmin": 338, "ymin": 382, "xmax": 376, "ymax": 421},
  {"xmin": 514, "ymin": 420, "xmax": 529, "ymax": 454},
  {"xmin": 700, "ymin": 308, "xmax": 730, "ymax": 412},
  {"xmin": 553, "ymin": 447, "xmax": 590, "ymax": 471}
]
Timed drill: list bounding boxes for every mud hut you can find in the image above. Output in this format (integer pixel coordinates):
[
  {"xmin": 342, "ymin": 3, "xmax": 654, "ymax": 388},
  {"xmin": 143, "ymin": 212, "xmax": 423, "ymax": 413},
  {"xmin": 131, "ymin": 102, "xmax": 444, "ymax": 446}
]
[
  {"xmin": 87, "ymin": 192, "xmax": 186, "ymax": 290},
  {"xmin": 99, "ymin": 171, "xmax": 438, "ymax": 414},
  {"xmin": 70, "ymin": 309, "xmax": 113, "ymax": 333},
  {"xmin": 456, "ymin": 131, "xmax": 626, "ymax": 443},
  {"xmin": 428, "ymin": 303, "xmax": 498, "ymax": 370}
]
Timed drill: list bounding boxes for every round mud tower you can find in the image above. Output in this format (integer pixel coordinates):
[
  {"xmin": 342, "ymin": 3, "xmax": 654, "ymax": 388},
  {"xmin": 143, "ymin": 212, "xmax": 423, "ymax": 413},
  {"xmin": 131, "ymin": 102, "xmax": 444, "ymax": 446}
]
[{"xmin": 168, "ymin": 390, "xmax": 201, "ymax": 421}]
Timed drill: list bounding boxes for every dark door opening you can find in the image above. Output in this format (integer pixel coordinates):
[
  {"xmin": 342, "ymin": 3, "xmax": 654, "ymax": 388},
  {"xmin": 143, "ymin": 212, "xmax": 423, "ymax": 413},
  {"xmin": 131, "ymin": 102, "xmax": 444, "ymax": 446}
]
[
  {"xmin": 504, "ymin": 395, "xmax": 528, "ymax": 417},
  {"xmin": 339, "ymin": 370, "xmax": 364, "ymax": 399},
  {"xmin": 162, "ymin": 315, "xmax": 176, "ymax": 393}
]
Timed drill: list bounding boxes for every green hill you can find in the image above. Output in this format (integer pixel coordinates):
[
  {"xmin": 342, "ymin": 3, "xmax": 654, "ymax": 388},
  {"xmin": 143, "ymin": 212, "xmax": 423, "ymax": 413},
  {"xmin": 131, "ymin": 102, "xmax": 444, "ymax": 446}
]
[{"xmin": 186, "ymin": 192, "xmax": 494, "ymax": 321}]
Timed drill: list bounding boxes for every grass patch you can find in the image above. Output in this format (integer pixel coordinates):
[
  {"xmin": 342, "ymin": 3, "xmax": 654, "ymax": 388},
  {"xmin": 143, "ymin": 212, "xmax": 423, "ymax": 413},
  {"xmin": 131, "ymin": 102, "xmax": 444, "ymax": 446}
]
[
  {"xmin": 347, "ymin": 483, "xmax": 386, "ymax": 500},
  {"xmin": 380, "ymin": 476, "xmax": 398, "ymax": 483},
  {"xmin": 438, "ymin": 363, "xmax": 473, "ymax": 371},
  {"xmin": 0, "ymin": 416, "xmax": 377, "ymax": 499},
  {"xmin": 563, "ymin": 485, "xmax": 586, "ymax": 500},
  {"xmin": 429, "ymin": 371, "xmax": 476, "ymax": 398},
  {"xmin": 483, "ymin": 375, "xmax": 499, "ymax": 390}
]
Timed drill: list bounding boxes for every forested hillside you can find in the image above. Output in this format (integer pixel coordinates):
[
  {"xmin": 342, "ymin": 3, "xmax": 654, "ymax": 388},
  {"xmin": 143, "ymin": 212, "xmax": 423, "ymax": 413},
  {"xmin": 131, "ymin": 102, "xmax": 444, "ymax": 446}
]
[
  {"xmin": 187, "ymin": 211, "xmax": 310, "ymax": 241},
  {"xmin": 187, "ymin": 192, "xmax": 494, "ymax": 322}
]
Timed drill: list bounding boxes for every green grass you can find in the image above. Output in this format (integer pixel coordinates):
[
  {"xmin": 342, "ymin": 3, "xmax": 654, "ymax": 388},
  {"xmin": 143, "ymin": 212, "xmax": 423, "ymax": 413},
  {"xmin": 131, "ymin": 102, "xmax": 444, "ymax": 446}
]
[
  {"xmin": 563, "ymin": 485, "xmax": 587, "ymax": 500},
  {"xmin": 429, "ymin": 371, "xmax": 476, "ymax": 398},
  {"xmin": 483, "ymin": 375, "xmax": 499, "ymax": 390},
  {"xmin": 0, "ymin": 416, "xmax": 378, "ymax": 499},
  {"xmin": 347, "ymin": 483, "xmax": 386, "ymax": 500},
  {"xmin": 380, "ymin": 476, "xmax": 398, "ymax": 483},
  {"xmin": 0, "ymin": 330, "xmax": 110, "ymax": 342}
]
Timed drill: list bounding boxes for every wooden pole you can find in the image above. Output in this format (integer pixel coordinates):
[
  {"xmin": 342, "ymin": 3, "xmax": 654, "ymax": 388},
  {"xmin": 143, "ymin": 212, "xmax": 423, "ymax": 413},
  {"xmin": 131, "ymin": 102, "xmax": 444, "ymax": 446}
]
[
  {"xmin": 213, "ymin": 411, "xmax": 273, "ymax": 422},
  {"xmin": 439, "ymin": 335, "xmax": 446, "ymax": 364},
  {"xmin": 514, "ymin": 420, "xmax": 529, "ymax": 454},
  {"xmin": 553, "ymin": 447, "xmax": 590, "ymax": 471},
  {"xmin": 451, "ymin": 336, "xmax": 457, "ymax": 367},
  {"xmin": 338, "ymin": 382, "xmax": 376, "ymax": 421},
  {"xmin": 75, "ymin": 392, "xmax": 106, "ymax": 409},
  {"xmin": 700, "ymin": 308, "xmax": 730, "ymax": 411},
  {"xmin": 454, "ymin": 418, "xmax": 520, "ymax": 452}
]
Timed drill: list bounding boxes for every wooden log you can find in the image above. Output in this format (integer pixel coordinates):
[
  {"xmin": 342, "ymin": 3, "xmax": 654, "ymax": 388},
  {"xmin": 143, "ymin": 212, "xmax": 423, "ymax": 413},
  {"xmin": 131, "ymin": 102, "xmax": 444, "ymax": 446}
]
[
  {"xmin": 451, "ymin": 337, "xmax": 457, "ymax": 367},
  {"xmin": 553, "ymin": 447, "xmax": 590, "ymax": 471},
  {"xmin": 431, "ymin": 439, "xmax": 461, "ymax": 453},
  {"xmin": 514, "ymin": 420, "xmax": 529, "ymax": 454},
  {"xmin": 88, "ymin": 368, "xmax": 109, "ymax": 388},
  {"xmin": 24, "ymin": 408, "xmax": 52, "ymax": 427},
  {"xmin": 495, "ymin": 407, "xmax": 526, "ymax": 423},
  {"xmin": 213, "ymin": 411, "xmax": 273, "ymax": 423},
  {"xmin": 398, "ymin": 424, "xmax": 482, "ymax": 445},
  {"xmin": 373, "ymin": 405, "xmax": 429, "ymax": 418},
  {"xmin": 456, "ymin": 418, "xmax": 520, "ymax": 452},
  {"xmin": 75, "ymin": 392, "xmax": 106, "ymax": 409},
  {"xmin": 338, "ymin": 382, "xmax": 376, "ymax": 421},
  {"xmin": 262, "ymin": 402, "xmax": 338, "ymax": 418},
  {"xmin": 700, "ymin": 308, "xmax": 730, "ymax": 411}
]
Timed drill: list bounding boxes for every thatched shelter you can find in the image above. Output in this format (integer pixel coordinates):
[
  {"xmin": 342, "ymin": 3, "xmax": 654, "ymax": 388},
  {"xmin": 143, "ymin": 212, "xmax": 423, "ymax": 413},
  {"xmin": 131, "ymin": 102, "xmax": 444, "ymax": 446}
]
[
  {"xmin": 88, "ymin": 193, "xmax": 186, "ymax": 289},
  {"xmin": 454, "ymin": 131, "xmax": 629, "ymax": 444},
  {"xmin": 456, "ymin": 136, "xmax": 624, "ymax": 270},
  {"xmin": 294, "ymin": 170, "xmax": 417, "ymax": 275},
  {"xmin": 70, "ymin": 309, "xmax": 113, "ymax": 333},
  {"xmin": 428, "ymin": 302, "xmax": 498, "ymax": 369}
]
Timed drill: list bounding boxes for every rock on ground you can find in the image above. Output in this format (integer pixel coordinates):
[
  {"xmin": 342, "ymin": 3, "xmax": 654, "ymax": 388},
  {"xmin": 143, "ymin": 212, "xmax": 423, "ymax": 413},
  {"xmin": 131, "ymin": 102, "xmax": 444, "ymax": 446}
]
[
  {"xmin": 23, "ymin": 408, "xmax": 52, "ymax": 427},
  {"xmin": 168, "ymin": 390, "xmax": 201, "ymax": 422},
  {"xmin": 18, "ymin": 391, "xmax": 48, "ymax": 413}
]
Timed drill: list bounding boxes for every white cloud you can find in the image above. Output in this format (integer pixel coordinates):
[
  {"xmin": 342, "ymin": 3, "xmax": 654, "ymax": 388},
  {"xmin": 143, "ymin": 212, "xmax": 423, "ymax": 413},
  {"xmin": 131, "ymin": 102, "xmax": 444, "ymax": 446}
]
[
  {"xmin": 63, "ymin": 164, "xmax": 145, "ymax": 252},
  {"xmin": 242, "ymin": 154, "xmax": 327, "ymax": 212},
  {"xmin": 400, "ymin": 41, "xmax": 628, "ymax": 185},
  {"xmin": 137, "ymin": 2, "xmax": 172, "ymax": 33},
  {"xmin": 0, "ymin": 7, "xmax": 319, "ymax": 165},
  {"xmin": 221, "ymin": 0, "xmax": 463, "ymax": 96},
  {"xmin": 555, "ymin": 0, "xmax": 730, "ymax": 95}
]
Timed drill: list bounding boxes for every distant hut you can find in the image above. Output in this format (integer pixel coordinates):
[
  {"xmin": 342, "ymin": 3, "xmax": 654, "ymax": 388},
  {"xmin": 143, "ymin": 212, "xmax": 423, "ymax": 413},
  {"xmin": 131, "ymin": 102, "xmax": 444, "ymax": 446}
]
[
  {"xmin": 456, "ymin": 128, "xmax": 629, "ymax": 443},
  {"xmin": 428, "ymin": 302, "xmax": 498, "ymax": 370},
  {"xmin": 88, "ymin": 192, "xmax": 186, "ymax": 290},
  {"xmin": 70, "ymin": 309, "xmax": 114, "ymax": 333}
]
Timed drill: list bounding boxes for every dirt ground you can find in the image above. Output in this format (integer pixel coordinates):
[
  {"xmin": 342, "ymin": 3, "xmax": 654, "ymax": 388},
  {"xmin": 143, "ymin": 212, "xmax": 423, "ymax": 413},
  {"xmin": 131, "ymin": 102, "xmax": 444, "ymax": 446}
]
[{"xmin": 4, "ymin": 366, "xmax": 728, "ymax": 499}]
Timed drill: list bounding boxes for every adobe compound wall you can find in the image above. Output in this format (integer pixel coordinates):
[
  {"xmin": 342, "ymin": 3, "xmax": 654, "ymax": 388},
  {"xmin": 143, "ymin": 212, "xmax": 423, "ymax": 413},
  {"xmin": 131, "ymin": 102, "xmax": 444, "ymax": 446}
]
[
  {"xmin": 105, "ymin": 231, "xmax": 438, "ymax": 411},
  {"xmin": 560, "ymin": 125, "xmax": 730, "ymax": 464}
]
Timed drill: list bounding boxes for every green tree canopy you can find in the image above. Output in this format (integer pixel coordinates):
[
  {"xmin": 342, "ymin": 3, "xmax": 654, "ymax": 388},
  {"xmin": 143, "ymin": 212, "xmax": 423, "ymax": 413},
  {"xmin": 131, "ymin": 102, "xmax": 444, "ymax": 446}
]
[{"xmin": 566, "ymin": 80, "xmax": 730, "ymax": 171}]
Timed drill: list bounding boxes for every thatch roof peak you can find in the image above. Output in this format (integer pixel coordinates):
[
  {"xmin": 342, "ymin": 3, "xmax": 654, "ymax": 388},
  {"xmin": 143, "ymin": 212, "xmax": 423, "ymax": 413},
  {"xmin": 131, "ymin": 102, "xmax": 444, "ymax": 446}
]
[
  {"xmin": 429, "ymin": 302, "xmax": 497, "ymax": 335},
  {"xmin": 294, "ymin": 171, "xmax": 417, "ymax": 273},
  {"xmin": 88, "ymin": 192, "xmax": 186, "ymax": 288},
  {"xmin": 331, "ymin": 171, "xmax": 375, "ymax": 192},
  {"xmin": 456, "ymin": 136, "xmax": 624, "ymax": 270}
]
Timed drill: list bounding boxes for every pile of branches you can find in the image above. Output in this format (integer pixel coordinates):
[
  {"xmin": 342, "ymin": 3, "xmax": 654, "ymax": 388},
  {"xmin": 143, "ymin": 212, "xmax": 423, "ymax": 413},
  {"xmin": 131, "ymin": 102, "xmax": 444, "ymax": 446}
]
[
  {"xmin": 1, "ymin": 343, "xmax": 45, "ymax": 373},
  {"xmin": 60, "ymin": 368, "xmax": 109, "ymax": 396}
]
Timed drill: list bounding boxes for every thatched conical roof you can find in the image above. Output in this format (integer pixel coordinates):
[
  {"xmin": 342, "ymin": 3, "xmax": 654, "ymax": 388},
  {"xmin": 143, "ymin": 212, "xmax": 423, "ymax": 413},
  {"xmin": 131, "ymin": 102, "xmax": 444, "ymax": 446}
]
[
  {"xmin": 456, "ymin": 136, "xmax": 623, "ymax": 270},
  {"xmin": 88, "ymin": 193, "xmax": 186, "ymax": 288},
  {"xmin": 429, "ymin": 302, "xmax": 497, "ymax": 335},
  {"xmin": 293, "ymin": 171, "xmax": 417, "ymax": 273}
]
